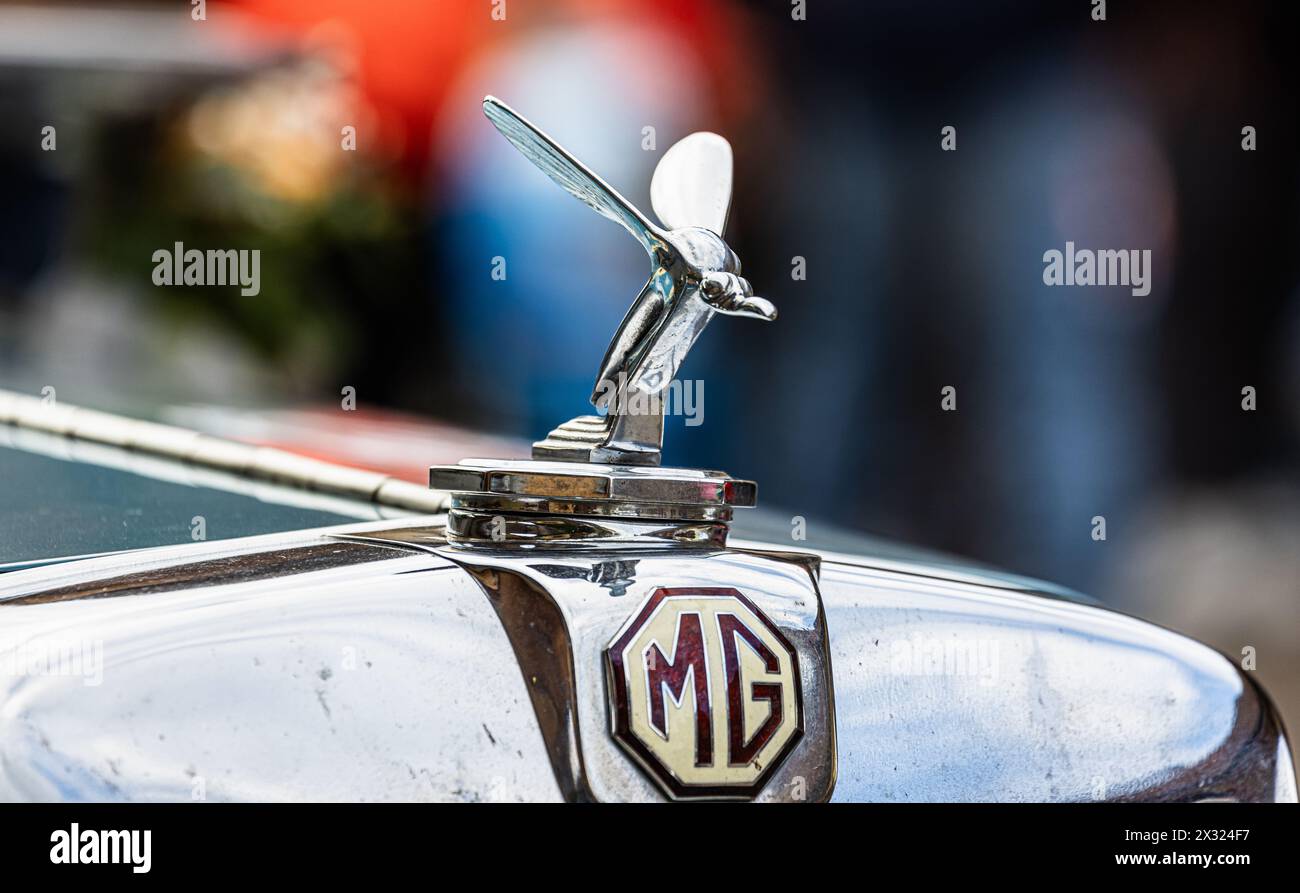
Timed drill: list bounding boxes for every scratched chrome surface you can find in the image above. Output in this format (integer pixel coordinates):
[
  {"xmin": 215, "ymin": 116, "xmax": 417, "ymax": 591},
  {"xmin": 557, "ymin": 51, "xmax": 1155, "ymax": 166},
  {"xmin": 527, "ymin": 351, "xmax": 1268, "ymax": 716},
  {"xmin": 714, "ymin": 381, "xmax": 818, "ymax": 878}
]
[
  {"xmin": 0, "ymin": 521, "xmax": 561, "ymax": 802},
  {"xmin": 817, "ymin": 559, "xmax": 1292, "ymax": 802},
  {"xmin": 0, "ymin": 516, "xmax": 1291, "ymax": 802}
]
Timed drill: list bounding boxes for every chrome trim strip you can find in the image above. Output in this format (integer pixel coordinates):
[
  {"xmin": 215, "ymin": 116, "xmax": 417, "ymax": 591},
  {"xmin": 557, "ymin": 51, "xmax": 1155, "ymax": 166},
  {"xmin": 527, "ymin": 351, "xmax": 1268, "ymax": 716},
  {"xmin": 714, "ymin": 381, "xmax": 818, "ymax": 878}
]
[
  {"xmin": 0, "ymin": 388, "xmax": 448, "ymax": 513},
  {"xmin": 0, "ymin": 517, "xmax": 452, "ymax": 604}
]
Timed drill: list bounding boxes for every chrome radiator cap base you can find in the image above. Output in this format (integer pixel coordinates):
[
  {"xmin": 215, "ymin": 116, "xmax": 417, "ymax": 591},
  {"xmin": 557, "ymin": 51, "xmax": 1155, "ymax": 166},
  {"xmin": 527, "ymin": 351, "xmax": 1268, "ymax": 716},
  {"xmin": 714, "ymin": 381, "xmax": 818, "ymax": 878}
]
[{"xmin": 429, "ymin": 458, "xmax": 756, "ymax": 547}]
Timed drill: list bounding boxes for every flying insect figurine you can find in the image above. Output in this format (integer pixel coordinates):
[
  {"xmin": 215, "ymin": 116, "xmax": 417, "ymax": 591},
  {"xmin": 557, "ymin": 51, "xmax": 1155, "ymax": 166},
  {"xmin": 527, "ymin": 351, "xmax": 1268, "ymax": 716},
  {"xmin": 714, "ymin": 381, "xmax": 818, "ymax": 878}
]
[{"xmin": 482, "ymin": 96, "xmax": 775, "ymax": 466}]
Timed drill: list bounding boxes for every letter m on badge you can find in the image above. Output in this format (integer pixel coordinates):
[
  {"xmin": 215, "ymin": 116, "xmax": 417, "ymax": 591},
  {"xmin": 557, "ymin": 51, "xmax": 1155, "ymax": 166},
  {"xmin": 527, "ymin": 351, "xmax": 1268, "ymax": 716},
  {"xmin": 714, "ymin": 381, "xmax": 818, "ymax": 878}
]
[{"xmin": 605, "ymin": 587, "xmax": 803, "ymax": 799}]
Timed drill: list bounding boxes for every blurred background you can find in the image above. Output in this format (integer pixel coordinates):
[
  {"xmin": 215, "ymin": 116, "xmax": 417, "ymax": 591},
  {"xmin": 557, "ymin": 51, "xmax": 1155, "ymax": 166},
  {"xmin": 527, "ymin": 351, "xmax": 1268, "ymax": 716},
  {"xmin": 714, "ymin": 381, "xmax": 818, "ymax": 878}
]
[{"xmin": 1, "ymin": 1, "xmax": 1297, "ymax": 723}]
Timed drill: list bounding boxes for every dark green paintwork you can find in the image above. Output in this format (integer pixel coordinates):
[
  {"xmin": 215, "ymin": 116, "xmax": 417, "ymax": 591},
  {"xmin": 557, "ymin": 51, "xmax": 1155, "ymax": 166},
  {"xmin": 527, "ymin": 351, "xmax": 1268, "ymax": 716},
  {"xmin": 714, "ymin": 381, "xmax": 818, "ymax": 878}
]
[{"xmin": 0, "ymin": 444, "xmax": 366, "ymax": 569}]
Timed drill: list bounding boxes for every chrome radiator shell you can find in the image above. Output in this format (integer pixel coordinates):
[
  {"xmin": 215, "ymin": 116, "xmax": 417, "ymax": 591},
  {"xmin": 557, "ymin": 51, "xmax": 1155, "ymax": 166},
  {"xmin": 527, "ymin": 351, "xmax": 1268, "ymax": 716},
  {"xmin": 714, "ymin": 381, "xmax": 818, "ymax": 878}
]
[{"xmin": 0, "ymin": 518, "xmax": 1290, "ymax": 803}]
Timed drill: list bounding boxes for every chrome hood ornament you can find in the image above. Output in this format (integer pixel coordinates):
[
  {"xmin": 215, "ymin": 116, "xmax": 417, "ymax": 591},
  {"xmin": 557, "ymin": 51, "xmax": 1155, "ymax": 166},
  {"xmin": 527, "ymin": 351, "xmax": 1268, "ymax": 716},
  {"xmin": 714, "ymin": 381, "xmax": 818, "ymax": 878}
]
[
  {"xmin": 483, "ymin": 95, "xmax": 774, "ymax": 467},
  {"xmin": 431, "ymin": 98, "xmax": 773, "ymax": 546}
]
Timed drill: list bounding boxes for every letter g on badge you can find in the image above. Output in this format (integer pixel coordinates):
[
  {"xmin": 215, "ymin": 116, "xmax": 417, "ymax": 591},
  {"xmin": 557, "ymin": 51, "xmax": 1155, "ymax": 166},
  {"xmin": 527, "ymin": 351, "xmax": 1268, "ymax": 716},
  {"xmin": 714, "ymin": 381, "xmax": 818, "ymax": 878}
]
[{"xmin": 605, "ymin": 587, "xmax": 804, "ymax": 799}]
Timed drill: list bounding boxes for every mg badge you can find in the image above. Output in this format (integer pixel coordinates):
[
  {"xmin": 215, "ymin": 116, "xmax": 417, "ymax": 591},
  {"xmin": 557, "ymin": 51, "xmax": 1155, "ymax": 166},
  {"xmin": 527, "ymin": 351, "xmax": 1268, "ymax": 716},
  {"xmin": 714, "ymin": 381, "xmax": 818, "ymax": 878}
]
[{"xmin": 606, "ymin": 587, "xmax": 803, "ymax": 799}]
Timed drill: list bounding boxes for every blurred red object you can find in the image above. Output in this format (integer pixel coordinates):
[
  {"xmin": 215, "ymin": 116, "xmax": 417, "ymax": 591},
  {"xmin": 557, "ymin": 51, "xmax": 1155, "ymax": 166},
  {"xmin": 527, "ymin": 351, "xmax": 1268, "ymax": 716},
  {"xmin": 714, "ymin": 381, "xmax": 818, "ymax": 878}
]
[
  {"xmin": 225, "ymin": 0, "xmax": 493, "ymax": 182},
  {"xmin": 223, "ymin": 0, "xmax": 756, "ymax": 184},
  {"xmin": 167, "ymin": 404, "xmax": 530, "ymax": 483}
]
